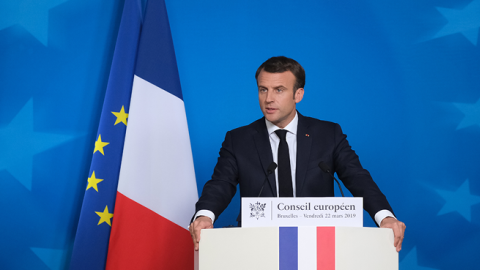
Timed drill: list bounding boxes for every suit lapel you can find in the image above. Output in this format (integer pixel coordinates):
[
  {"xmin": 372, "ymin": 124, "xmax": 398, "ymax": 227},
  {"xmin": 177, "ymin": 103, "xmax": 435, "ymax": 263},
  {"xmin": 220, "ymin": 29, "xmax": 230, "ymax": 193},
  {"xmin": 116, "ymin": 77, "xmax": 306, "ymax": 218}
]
[
  {"xmin": 252, "ymin": 118, "xmax": 276, "ymax": 196},
  {"xmin": 295, "ymin": 113, "xmax": 312, "ymax": 196}
]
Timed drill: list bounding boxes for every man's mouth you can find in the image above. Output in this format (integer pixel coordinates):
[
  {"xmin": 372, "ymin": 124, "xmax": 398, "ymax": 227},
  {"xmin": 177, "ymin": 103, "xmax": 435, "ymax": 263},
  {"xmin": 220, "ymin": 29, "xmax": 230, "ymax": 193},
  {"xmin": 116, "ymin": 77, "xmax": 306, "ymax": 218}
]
[{"xmin": 266, "ymin": 108, "xmax": 277, "ymax": 113}]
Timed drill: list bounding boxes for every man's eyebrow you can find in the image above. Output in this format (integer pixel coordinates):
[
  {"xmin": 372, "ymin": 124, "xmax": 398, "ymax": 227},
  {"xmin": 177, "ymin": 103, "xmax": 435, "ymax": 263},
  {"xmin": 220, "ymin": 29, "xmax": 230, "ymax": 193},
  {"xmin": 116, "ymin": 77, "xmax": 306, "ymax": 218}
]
[{"xmin": 258, "ymin": 84, "xmax": 286, "ymax": 89}]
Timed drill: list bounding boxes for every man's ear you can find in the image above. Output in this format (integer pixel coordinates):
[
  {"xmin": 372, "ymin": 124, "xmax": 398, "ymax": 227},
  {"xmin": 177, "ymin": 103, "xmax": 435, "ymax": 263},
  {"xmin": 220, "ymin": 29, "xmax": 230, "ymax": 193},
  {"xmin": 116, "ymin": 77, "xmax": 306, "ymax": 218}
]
[{"xmin": 294, "ymin": 88, "xmax": 304, "ymax": 103}]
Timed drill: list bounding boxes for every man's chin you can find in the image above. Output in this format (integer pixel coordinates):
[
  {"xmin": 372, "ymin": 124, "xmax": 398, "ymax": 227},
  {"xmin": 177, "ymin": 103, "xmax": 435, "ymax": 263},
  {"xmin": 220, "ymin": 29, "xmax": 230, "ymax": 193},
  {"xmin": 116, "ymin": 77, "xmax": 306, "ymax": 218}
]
[
  {"xmin": 264, "ymin": 115, "xmax": 277, "ymax": 123},
  {"xmin": 266, "ymin": 118, "xmax": 282, "ymax": 127}
]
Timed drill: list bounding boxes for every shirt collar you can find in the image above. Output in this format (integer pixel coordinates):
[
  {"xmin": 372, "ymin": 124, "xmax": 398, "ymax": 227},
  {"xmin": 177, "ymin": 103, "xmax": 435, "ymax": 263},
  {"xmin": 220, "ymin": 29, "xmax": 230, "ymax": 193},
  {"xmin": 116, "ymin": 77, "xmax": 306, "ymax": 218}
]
[{"xmin": 265, "ymin": 112, "xmax": 298, "ymax": 135}]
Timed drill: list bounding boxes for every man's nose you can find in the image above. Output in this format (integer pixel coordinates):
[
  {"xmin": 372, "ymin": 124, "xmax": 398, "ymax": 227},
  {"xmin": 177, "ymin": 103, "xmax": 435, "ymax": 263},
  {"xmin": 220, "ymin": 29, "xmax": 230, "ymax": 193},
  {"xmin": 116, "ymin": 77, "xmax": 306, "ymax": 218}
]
[{"xmin": 265, "ymin": 91, "xmax": 274, "ymax": 102}]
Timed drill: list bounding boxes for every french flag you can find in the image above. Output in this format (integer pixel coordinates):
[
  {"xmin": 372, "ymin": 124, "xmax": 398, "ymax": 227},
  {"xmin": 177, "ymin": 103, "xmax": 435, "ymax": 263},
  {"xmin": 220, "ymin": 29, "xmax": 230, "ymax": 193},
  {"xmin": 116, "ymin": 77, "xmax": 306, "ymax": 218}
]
[
  {"xmin": 70, "ymin": 0, "xmax": 197, "ymax": 269},
  {"xmin": 105, "ymin": 0, "xmax": 197, "ymax": 268}
]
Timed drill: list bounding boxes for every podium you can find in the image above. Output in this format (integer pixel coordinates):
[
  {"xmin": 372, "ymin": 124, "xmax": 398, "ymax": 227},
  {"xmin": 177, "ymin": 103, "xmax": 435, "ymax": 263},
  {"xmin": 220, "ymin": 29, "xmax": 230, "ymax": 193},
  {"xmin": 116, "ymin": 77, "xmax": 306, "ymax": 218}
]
[{"xmin": 197, "ymin": 226, "xmax": 398, "ymax": 270}]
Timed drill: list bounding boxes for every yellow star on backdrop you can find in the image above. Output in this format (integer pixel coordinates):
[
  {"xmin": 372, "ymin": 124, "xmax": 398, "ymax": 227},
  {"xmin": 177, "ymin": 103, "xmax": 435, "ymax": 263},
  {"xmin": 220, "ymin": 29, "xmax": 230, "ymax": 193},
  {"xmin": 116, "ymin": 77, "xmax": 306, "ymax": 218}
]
[
  {"xmin": 112, "ymin": 106, "xmax": 128, "ymax": 126},
  {"xmin": 93, "ymin": 134, "xmax": 109, "ymax": 155},
  {"xmin": 96, "ymin": 206, "xmax": 114, "ymax": 226},
  {"xmin": 86, "ymin": 171, "xmax": 103, "ymax": 192}
]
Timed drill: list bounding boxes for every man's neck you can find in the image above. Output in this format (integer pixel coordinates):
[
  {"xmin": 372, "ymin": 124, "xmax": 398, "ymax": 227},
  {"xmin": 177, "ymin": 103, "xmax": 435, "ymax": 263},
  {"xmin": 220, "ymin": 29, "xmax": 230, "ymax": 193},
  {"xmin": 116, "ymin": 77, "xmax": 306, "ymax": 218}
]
[{"xmin": 265, "ymin": 112, "xmax": 298, "ymax": 134}]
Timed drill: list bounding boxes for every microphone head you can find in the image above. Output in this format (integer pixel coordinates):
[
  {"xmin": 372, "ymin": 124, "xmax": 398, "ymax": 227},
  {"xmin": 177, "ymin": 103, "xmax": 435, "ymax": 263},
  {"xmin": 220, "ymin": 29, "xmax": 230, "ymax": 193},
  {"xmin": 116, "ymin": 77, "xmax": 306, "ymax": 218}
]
[
  {"xmin": 267, "ymin": 162, "xmax": 277, "ymax": 174},
  {"xmin": 318, "ymin": 162, "xmax": 331, "ymax": 173}
]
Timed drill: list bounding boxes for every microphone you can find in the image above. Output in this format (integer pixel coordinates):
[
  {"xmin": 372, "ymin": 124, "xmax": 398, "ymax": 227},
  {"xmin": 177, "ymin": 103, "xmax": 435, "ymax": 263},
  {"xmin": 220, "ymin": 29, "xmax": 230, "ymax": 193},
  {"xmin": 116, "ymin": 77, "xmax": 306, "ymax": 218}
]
[
  {"xmin": 318, "ymin": 162, "xmax": 345, "ymax": 197},
  {"xmin": 257, "ymin": 162, "xmax": 277, "ymax": 197}
]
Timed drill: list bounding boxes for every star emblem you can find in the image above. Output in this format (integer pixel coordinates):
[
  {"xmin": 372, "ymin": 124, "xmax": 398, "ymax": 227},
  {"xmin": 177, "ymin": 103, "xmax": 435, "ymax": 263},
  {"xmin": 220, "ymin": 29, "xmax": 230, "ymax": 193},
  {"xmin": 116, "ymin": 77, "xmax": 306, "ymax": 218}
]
[
  {"xmin": 86, "ymin": 171, "xmax": 103, "ymax": 192},
  {"xmin": 437, "ymin": 179, "xmax": 480, "ymax": 222},
  {"xmin": 453, "ymin": 98, "xmax": 480, "ymax": 130},
  {"xmin": 95, "ymin": 206, "xmax": 114, "ymax": 226},
  {"xmin": 400, "ymin": 247, "xmax": 438, "ymax": 269},
  {"xmin": 0, "ymin": 99, "xmax": 73, "ymax": 190},
  {"xmin": 0, "ymin": 0, "xmax": 69, "ymax": 46},
  {"xmin": 93, "ymin": 134, "xmax": 109, "ymax": 155},
  {"xmin": 433, "ymin": 0, "xmax": 480, "ymax": 45},
  {"xmin": 30, "ymin": 247, "xmax": 66, "ymax": 270},
  {"xmin": 111, "ymin": 106, "xmax": 129, "ymax": 126}
]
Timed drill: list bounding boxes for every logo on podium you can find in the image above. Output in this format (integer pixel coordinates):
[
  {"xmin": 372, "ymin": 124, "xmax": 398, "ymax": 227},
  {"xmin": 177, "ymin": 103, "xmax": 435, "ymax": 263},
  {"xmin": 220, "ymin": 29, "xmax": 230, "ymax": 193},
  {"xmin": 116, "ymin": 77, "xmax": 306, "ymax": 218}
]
[{"xmin": 249, "ymin": 201, "xmax": 267, "ymax": 219}]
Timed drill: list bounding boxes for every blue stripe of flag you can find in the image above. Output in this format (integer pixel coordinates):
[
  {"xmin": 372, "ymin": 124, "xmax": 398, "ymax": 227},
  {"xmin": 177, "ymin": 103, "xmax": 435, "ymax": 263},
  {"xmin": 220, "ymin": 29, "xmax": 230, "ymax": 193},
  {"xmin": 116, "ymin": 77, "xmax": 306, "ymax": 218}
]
[
  {"xmin": 135, "ymin": 0, "xmax": 183, "ymax": 100},
  {"xmin": 280, "ymin": 227, "xmax": 298, "ymax": 270}
]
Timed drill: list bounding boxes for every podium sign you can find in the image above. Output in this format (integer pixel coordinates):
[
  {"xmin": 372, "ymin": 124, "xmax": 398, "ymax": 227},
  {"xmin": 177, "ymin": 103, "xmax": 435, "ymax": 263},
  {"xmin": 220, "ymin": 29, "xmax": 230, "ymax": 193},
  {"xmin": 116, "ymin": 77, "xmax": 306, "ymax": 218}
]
[{"xmin": 241, "ymin": 197, "xmax": 363, "ymax": 227}]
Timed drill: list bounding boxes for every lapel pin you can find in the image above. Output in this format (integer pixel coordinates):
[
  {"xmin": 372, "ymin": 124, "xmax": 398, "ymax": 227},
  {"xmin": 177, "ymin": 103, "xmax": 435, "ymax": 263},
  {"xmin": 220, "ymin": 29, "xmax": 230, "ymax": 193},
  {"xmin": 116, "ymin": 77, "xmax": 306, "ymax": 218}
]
[{"xmin": 305, "ymin": 134, "xmax": 309, "ymax": 137}]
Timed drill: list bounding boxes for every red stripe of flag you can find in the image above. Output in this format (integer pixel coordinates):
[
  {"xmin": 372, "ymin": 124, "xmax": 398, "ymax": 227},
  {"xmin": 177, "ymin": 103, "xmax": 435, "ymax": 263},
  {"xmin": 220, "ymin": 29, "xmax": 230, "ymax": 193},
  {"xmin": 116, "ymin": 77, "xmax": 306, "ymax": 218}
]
[
  {"xmin": 317, "ymin": 227, "xmax": 335, "ymax": 270},
  {"xmin": 106, "ymin": 192, "xmax": 194, "ymax": 269}
]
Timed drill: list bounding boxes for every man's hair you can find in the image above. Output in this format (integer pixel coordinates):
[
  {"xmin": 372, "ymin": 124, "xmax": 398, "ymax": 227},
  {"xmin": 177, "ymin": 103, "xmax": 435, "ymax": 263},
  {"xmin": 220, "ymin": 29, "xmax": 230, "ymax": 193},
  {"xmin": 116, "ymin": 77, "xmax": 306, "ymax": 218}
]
[{"xmin": 255, "ymin": 56, "xmax": 306, "ymax": 92}]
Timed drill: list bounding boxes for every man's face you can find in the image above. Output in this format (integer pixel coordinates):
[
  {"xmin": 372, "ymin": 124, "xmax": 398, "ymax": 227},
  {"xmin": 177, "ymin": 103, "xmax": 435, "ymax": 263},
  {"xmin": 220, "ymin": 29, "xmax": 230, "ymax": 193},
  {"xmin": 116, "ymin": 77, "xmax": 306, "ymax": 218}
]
[{"xmin": 257, "ymin": 70, "xmax": 304, "ymax": 128}]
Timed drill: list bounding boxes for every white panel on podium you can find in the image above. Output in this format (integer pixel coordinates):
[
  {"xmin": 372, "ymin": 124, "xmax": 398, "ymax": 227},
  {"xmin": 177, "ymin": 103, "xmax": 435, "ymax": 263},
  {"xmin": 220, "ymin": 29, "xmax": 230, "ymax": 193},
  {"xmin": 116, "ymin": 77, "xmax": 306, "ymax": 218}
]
[
  {"xmin": 199, "ymin": 227, "xmax": 279, "ymax": 270},
  {"xmin": 336, "ymin": 227, "xmax": 398, "ymax": 270}
]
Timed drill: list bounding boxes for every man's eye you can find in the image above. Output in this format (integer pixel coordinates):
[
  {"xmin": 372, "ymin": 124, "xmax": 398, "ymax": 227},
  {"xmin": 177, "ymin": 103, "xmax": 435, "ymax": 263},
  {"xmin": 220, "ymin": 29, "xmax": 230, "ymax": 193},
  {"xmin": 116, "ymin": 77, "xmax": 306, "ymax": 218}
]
[
  {"xmin": 259, "ymin": 89, "xmax": 267, "ymax": 92},
  {"xmin": 276, "ymin": 88, "xmax": 283, "ymax": 92}
]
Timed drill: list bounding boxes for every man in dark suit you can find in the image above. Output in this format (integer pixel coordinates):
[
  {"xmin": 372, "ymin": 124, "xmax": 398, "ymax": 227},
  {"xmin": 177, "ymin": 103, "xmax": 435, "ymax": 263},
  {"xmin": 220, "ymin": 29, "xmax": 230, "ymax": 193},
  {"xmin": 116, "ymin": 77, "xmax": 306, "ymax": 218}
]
[{"xmin": 190, "ymin": 56, "xmax": 405, "ymax": 252}]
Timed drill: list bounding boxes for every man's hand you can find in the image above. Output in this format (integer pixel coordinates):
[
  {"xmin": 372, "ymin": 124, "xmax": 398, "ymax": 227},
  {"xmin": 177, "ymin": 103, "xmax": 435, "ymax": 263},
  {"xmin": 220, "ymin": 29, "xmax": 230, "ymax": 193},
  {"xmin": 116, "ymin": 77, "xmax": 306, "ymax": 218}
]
[
  {"xmin": 189, "ymin": 216, "xmax": 214, "ymax": 251},
  {"xmin": 380, "ymin": 217, "xmax": 406, "ymax": 252}
]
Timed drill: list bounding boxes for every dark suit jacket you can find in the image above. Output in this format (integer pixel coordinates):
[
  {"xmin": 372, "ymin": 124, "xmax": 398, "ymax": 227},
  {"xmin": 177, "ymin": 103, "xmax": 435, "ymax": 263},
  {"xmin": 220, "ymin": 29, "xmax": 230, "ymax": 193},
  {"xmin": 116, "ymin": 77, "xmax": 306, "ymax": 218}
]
[{"xmin": 195, "ymin": 112, "xmax": 393, "ymax": 224}]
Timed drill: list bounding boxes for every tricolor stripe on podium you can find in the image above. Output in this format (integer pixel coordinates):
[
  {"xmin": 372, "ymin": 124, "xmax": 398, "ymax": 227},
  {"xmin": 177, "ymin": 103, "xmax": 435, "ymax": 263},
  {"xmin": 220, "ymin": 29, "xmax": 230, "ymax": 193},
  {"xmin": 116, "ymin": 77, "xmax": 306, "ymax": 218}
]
[{"xmin": 280, "ymin": 227, "xmax": 335, "ymax": 270}]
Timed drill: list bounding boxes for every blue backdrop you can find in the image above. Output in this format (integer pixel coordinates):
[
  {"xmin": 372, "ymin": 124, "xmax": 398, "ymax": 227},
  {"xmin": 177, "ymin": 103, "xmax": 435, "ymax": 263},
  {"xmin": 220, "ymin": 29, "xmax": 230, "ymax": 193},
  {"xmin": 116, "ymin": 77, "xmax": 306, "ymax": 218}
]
[{"xmin": 1, "ymin": 0, "xmax": 479, "ymax": 269}]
